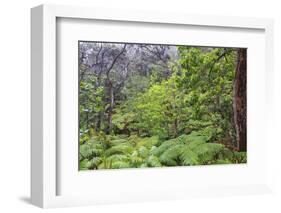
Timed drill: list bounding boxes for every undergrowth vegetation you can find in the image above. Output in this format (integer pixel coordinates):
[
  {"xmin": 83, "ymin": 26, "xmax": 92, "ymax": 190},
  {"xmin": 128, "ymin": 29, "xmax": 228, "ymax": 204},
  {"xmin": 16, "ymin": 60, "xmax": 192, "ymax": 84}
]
[{"xmin": 80, "ymin": 131, "xmax": 246, "ymax": 170}]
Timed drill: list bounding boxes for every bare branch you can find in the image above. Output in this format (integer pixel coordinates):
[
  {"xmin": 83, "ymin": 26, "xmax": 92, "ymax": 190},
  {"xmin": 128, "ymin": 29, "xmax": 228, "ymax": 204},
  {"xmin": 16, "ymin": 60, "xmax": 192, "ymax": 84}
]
[
  {"xmin": 106, "ymin": 44, "xmax": 127, "ymax": 78},
  {"xmin": 96, "ymin": 43, "xmax": 103, "ymax": 64}
]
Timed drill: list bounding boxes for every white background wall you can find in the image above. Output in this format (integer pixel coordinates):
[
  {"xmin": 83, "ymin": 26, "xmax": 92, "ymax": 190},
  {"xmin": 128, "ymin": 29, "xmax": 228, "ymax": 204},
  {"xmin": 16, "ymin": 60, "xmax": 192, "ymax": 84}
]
[{"xmin": 0, "ymin": 0, "xmax": 280, "ymax": 212}]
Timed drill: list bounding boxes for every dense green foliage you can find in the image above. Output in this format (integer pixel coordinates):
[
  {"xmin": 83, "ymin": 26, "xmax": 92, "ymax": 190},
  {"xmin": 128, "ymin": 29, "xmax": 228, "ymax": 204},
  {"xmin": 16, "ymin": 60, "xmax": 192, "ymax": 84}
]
[
  {"xmin": 80, "ymin": 132, "xmax": 246, "ymax": 170},
  {"xmin": 79, "ymin": 43, "xmax": 246, "ymax": 170}
]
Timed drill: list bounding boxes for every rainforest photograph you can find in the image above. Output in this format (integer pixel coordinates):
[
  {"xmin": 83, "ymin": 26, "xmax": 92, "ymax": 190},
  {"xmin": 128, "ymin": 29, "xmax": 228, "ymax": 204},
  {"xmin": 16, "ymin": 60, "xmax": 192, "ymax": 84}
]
[{"xmin": 79, "ymin": 41, "xmax": 247, "ymax": 170}]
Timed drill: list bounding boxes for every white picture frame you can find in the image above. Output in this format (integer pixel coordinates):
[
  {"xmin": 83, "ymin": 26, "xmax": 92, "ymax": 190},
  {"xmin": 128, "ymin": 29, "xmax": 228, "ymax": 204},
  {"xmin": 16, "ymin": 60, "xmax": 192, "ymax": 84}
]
[{"xmin": 31, "ymin": 4, "xmax": 274, "ymax": 208}]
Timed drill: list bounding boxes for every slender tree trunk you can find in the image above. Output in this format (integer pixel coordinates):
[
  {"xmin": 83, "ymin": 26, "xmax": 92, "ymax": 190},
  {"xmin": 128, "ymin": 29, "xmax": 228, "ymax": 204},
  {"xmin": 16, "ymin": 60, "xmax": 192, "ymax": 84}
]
[
  {"xmin": 107, "ymin": 83, "xmax": 114, "ymax": 134},
  {"xmin": 171, "ymin": 84, "xmax": 178, "ymax": 138},
  {"xmin": 95, "ymin": 75, "xmax": 102, "ymax": 132},
  {"xmin": 96, "ymin": 112, "xmax": 102, "ymax": 132},
  {"xmin": 233, "ymin": 49, "xmax": 247, "ymax": 152},
  {"xmin": 173, "ymin": 118, "xmax": 178, "ymax": 138}
]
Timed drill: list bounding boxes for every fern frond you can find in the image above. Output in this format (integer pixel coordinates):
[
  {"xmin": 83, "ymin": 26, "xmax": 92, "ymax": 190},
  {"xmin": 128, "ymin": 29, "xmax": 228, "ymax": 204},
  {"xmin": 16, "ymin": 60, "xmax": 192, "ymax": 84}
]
[
  {"xmin": 79, "ymin": 157, "xmax": 101, "ymax": 170},
  {"xmin": 218, "ymin": 147, "xmax": 234, "ymax": 160},
  {"xmin": 79, "ymin": 144, "xmax": 93, "ymax": 159},
  {"xmin": 111, "ymin": 161, "xmax": 131, "ymax": 169},
  {"xmin": 91, "ymin": 157, "xmax": 102, "ymax": 166},
  {"xmin": 159, "ymin": 145, "xmax": 183, "ymax": 166},
  {"xmin": 150, "ymin": 140, "xmax": 175, "ymax": 157},
  {"xmin": 214, "ymin": 159, "xmax": 232, "ymax": 164},
  {"xmin": 136, "ymin": 136, "xmax": 159, "ymax": 148},
  {"xmin": 140, "ymin": 163, "xmax": 149, "ymax": 168},
  {"xmin": 107, "ymin": 154, "xmax": 129, "ymax": 162},
  {"xmin": 185, "ymin": 131, "xmax": 209, "ymax": 144},
  {"xmin": 110, "ymin": 138, "xmax": 129, "ymax": 146},
  {"xmin": 138, "ymin": 146, "xmax": 149, "ymax": 158},
  {"xmin": 79, "ymin": 159, "xmax": 91, "ymax": 170},
  {"xmin": 191, "ymin": 143, "xmax": 224, "ymax": 164},
  {"xmin": 146, "ymin": 155, "xmax": 162, "ymax": 167},
  {"xmin": 105, "ymin": 144, "xmax": 133, "ymax": 156},
  {"xmin": 232, "ymin": 152, "xmax": 247, "ymax": 163},
  {"xmin": 179, "ymin": 147, "xmax": 199, "ymax": 165}
]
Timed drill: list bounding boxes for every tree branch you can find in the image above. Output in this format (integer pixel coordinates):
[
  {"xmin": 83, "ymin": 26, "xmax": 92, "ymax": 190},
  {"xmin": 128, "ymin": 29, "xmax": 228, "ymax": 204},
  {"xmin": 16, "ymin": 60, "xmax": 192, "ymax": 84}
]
[
  {"xmin": 208, "ymin": 48, "xmax": 233, "ymax": 78},
  {"xmin": 96, "ymin": 43, "xmax": 103, "ymax": 64},
  {"xmin": 106, "ymin": 44, "xmax": 127, "ymax": 78}
]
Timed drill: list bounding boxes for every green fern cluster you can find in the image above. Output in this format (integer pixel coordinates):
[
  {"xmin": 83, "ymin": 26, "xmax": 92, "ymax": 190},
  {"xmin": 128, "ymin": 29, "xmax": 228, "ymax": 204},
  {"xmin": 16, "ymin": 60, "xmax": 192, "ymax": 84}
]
[{"xmin": 79, "ymin": 131, "xmax": 246, "ymax": 170}]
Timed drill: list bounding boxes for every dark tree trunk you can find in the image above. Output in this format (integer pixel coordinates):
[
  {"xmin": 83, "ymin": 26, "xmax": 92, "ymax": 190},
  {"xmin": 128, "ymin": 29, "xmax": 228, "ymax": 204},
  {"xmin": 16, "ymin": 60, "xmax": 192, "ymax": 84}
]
[
  {"xmin": 95, "ymin": 112, "xmax": 102, "ymax": 132},
  {"xmin": 173, "ymin": 118, "xmax": 178, "ymax": 138},
  {"xmin": 233, "ymin": 49, "xmax": 247, "ymax": 152}
]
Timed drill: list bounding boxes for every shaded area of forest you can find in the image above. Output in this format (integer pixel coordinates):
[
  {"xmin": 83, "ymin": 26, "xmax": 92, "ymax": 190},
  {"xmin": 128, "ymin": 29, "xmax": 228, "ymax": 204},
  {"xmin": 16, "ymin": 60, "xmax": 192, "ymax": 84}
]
[{"xmin": 79, "ymin": 42, "xmax": 247, "ymax": 170}]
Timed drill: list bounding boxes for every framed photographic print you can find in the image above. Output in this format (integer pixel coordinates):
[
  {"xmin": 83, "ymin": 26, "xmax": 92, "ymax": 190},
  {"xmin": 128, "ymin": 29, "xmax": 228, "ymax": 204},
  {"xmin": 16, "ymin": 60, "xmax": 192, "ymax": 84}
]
[
  {"xmin": 31, "ymin": 4, "xmax": 274, "ymax": 208},
  {"xmin": 77, "ymin": 41, "xmax": 247, "ymax": 170}
]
